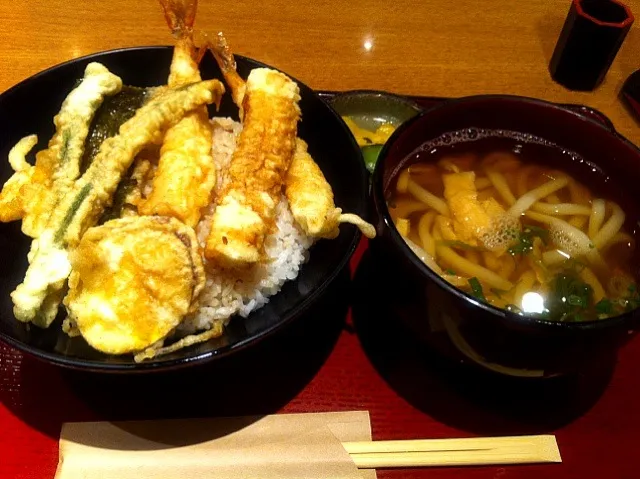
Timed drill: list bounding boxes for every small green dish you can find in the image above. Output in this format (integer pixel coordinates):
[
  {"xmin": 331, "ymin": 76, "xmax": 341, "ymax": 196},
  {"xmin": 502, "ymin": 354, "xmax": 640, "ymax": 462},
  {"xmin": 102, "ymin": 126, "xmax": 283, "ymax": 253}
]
[{"xmin": 330, "ymin": 90, "xmax": 423, "ymax": 172}]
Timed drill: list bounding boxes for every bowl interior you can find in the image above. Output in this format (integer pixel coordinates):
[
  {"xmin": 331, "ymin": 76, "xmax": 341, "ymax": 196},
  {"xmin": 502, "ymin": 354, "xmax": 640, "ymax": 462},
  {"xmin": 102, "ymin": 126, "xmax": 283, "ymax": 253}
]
[
  {"xmin": 330, "ymin": 90, "xmax": 423, "ymax": 131},
  {"xmin": 0, "ymin": 47, "xmax": 368, "ymax": 371},
  {"xmin": 373, "ymin": 95, "xmax": 640, "ymax": 330}
]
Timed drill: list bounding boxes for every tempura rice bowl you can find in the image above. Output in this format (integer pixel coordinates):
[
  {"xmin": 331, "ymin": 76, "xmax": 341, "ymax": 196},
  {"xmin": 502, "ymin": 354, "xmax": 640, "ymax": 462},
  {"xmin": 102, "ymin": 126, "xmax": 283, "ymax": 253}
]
[{"xmin": 0, "ymin": 47, "xmax": 368, "ymax": 372}]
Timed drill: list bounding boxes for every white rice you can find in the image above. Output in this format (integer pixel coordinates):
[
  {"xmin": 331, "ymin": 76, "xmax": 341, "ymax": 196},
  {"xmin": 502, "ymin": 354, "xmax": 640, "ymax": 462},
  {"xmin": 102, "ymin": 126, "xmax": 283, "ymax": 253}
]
[{"xmin": 176, "ymin": 118, "xmax": 314, "ymax": 335}]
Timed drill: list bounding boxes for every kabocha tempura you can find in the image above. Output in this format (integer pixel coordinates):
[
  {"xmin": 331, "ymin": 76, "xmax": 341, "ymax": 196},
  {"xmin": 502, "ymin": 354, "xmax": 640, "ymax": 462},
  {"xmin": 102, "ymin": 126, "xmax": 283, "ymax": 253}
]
[
  {"xmin": 389, "ymin": 130, "xmax": 639, "ymax": 322},
  {"xmin": 0, "ymin": 0, "xmax": 375, "ymax": 361}
]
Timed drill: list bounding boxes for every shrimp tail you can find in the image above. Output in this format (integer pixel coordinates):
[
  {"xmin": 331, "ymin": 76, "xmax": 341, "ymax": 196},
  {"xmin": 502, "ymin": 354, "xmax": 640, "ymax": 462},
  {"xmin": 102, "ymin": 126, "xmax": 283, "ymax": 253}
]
[
  {"xmin": 201, "ymin": 31, "xmax": 247, "ymax": 109},
  {"xmin": 158, "ymin": 0, "xmax": 198, "ymax": 38},
  {"xmin": 159, "ymin": 0, "xmax": 202, "ymax": 85}
]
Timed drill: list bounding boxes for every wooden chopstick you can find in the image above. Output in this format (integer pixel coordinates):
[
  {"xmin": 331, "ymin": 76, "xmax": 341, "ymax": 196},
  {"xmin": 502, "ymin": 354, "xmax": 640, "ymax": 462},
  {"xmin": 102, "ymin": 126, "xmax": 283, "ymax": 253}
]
[{"xmin": 342, "ymin": 435, "xmax": 561, "ymax": 468}]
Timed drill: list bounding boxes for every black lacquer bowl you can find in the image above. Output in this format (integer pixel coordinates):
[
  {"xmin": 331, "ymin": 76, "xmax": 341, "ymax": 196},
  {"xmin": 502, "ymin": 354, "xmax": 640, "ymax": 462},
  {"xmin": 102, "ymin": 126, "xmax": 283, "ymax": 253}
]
[
  {"xmin": 0, "ymin": 47, "xmax": 368, "ymax": 372},
  {"xmin": 370, "ymin": 95, "xmax": 640, "ymax": 378}
]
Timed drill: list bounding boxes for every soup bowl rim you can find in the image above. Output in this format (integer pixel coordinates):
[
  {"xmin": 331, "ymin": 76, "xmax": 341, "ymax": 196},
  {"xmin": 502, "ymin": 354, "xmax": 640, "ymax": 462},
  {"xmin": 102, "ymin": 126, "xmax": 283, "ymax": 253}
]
[{"xmin": 371, "ymin": 93, "xmax": 640, "ymax": 333}]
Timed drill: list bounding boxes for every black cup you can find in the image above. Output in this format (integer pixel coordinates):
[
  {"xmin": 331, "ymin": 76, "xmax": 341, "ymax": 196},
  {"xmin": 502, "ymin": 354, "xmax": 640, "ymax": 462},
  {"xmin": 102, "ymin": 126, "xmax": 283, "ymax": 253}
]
[{"xmin": 550, "ymin": 0, "xmax": 634, "ymax": 91}]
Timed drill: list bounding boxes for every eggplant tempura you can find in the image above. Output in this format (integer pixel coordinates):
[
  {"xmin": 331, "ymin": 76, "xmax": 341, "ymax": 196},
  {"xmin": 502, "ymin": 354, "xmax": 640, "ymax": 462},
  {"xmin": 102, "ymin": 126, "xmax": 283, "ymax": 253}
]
[{"xmin": 0, "ymin": 0, "xmax": 374, "ymax": 361}]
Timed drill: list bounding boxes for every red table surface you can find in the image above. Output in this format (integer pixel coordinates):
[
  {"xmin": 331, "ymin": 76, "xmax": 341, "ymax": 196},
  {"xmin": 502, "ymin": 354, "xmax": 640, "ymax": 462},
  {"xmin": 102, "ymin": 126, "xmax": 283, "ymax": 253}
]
[{"xmin": 1, "ymin": 239, "xmax": 640, "ymax": 479}]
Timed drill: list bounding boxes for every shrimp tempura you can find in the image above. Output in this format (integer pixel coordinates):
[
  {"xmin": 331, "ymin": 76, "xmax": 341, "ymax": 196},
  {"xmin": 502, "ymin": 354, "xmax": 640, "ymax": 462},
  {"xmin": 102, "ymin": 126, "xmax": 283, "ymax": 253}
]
[
  {"xmin": 204, "ymin": 68, "xmax": 301, "ymax": 268},
  {"xmin": 138, "ymin": 0, "xmax": 217, "ymax": 228},
  {"xmin": 206, "ymin": 33, "xmax": 376, "ymax": 243}
]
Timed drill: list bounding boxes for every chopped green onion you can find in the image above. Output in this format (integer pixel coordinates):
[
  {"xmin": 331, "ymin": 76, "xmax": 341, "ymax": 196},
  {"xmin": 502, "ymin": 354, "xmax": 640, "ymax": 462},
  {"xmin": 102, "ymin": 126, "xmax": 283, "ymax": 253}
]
[
  {"xmin": 508, "ymin": 224, "xmax": 549, "ymax": 256},
  {"xmin": 624, "ymin": 283, "xmax": 640, "ymax": 312},
  {"xmin": 468, "ymin": 277, "xmax": 486, "ymax": 302},
  {"xmin": 595, "ymin": 298, "xmax": 613, "ymax": 315},
  {"xmin": 568, "ymin": 294, "xmax": 587, "ymax": 308}
]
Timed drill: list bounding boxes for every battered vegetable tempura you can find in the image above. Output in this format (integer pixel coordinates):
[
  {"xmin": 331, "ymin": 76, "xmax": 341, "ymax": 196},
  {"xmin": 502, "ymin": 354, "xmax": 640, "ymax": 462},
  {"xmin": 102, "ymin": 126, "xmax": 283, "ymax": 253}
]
[
  {"xmin": 138, "ymin": 0, "xmax": 216, "ymax": 228},
  {"xmin": 205, "ymin": 68, "xmax": 301, "ymax": 268},
  {"xmin": 0, "ymin": 135, "xmax": 39, "ymax": 222},
  {"xmin": 11, "ymin": 77, "xmax": 224, "ymax": 327},
  {"xmin": 65, "ymin": 216, "xmax": 204, "ymax": 354},
  {"xmin": 0, "ymin": 63, "xmax": 122, "ymax": 237},
  {"xmin": 286, "ymin": 139, "xmax": 376, "ymax": 239}
]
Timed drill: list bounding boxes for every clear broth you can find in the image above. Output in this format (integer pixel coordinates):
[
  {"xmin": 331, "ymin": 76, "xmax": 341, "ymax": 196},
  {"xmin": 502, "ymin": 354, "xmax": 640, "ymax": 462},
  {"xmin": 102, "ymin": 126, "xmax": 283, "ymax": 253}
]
[{"xmin": 388, "ymin": 129, "xmax": 640, "ymax": 322}]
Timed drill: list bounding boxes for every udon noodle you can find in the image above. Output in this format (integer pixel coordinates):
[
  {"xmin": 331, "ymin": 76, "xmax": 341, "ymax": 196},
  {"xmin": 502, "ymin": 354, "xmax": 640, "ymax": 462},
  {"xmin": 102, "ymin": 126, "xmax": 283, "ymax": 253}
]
[{"xmin": 388, "ymin": 130, "xmax": 640, "ymax": 322}]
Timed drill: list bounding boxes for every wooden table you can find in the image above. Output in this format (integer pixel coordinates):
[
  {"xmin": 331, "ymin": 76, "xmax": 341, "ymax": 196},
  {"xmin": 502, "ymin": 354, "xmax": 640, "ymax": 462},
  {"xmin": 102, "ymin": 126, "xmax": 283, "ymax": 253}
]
[
  {"xmin": 1, "ymin": 1, "xmax": 640, "ymax": 479},
  {"xmin": 2, "ymin": 0, "xmax": 639, "ymax": 145}
]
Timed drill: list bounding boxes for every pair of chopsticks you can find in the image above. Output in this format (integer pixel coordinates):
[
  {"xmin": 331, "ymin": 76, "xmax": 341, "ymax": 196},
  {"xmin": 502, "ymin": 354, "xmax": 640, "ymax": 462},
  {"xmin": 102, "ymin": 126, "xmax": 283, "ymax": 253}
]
[{"xmin": 342, "ymin": 435, "xmax": 561, "ymax": 468}]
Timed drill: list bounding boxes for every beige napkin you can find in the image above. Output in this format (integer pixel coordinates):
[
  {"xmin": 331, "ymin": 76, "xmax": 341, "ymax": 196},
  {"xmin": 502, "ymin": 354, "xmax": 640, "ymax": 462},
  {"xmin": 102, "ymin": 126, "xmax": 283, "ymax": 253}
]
[{"xmin": 56, "ymin": 411, "xmax": 376, "ymax": 479}]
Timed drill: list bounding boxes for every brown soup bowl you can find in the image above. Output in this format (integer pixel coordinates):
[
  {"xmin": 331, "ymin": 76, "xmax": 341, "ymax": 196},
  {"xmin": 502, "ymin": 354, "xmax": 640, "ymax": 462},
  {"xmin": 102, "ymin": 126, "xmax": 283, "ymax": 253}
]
[{"xmin": 369, "ymin": 95, "xmax": 640, "ymax": 378}]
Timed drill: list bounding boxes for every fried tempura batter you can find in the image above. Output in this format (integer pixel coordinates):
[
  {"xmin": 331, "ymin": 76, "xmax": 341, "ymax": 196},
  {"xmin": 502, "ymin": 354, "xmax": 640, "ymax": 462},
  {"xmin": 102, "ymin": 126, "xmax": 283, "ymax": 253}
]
[
  {"xmin": 65, "ymin": 216, "xmax": 204, "ymax": 354},
  {"xmin": 0, "ymin": 63, "xmax": 122, "ymax": 237},
  {"xmin": 0, "ymin": 135, "xmax": 39, "ymax": 222},
  {"xmin": 285, "ymin": 139, "xmax": 376, "ymax": 239},
  {"xmin": 101, "ymin": 154, "xmax": 156, "ymax": 222},
  {"xmin": 206, "ymin": 33, "xmax": 376, "ymax": 245},
  {"xmin": 443, "ymin": 171, "xmax": 506, "ymax": 245},
  {"xmin": 138, "ymin": 0, "xmax": 216, "ymax": 227},
  {"xmin": 12, "ymin": 77, "xmax": 224, "ymax": 327},
  {"xmin": 204, "ymin": 68, "xmax": 301, "ymax": 268}
]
